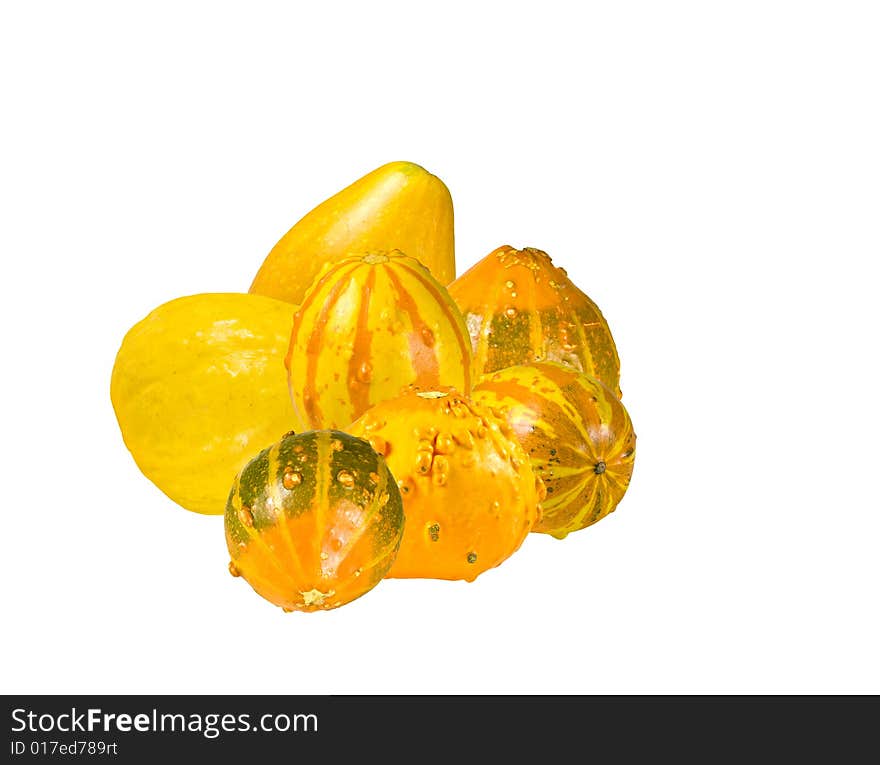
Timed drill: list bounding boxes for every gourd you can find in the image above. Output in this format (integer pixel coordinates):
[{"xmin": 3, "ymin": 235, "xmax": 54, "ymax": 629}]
[
  {"xmin": 348, "ymin": 385, "xmax": 544, "ymax": 582},
  {"xmin": 472, "ymin": 362, "xmax": 636, "ymax": 539},
  {"xmin": 286, "ymin": 250, "xmax": 472, "ymax": 430},
  {"xmin": 225, "ymin": 429, "xmax": 404, "ymax": 612},
  {"xmin": 110, "ymin": 292, "xmax": 298, "ymax": 515},
  {"xmin": 249, "ymin": 160, "xmax": 456, "ymax": 306},
  {"xmin": 448, "ymin": 244, "xmax": 622, "ymax": 398}
]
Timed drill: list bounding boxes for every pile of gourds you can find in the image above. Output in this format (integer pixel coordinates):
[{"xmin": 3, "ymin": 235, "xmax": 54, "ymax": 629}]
[{"xmin": 110, "ymin": 161, "xmax": 637, "ymax": 613}]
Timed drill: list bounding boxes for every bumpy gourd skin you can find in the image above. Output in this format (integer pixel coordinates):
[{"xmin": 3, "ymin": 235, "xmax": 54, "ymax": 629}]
[
  {"xmin": 448, "ymin": 245, "xmax": 622, "ymax": 399},
  {"xmin": 473, "ymin": 362, "xmax": 636, "ymax": 539},
  {"xmin": 225, "ymin": 429, "xmax": 404, "ymax": 613},
  {"xmin": 110, "ymin": 292, "xmax": 299, "ymax": 515},
  {"xmin": 348, "ymin": 386, "xmax": 544, "ymax": 582},
  {"xmin": 249, "ymin": 161, "xmax": 456, "ymax": 306},
  {"xmin": 286, "ymin": 250, "xmax": 472, "ymax": 431}
]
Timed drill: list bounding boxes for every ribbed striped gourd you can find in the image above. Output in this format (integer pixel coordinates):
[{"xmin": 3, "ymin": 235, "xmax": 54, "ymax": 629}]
[
  {"xmin": 348, "ymin": 385, "xmax": 544, "ymax": 582},
  {"xmin": 286, "ymin": 250, "xmax": 472, "ymax": 430},
  {"xmin": 250, "ymin": 161, "xmax": 456, "ymax": 306},
  {"xmin": 110, "ymin": 292, "xmax": 297, "ymax": 515},
  {"xmin": 225, "ymin": 429, "xmax": 404, "ymax": 613},
  {"xmin": 472, "ymin": 362, "xmax": 636, "ymax": 539},
  {"xmin": 448, "ymin": 245, "xmax": 622, "ymax": 399}
]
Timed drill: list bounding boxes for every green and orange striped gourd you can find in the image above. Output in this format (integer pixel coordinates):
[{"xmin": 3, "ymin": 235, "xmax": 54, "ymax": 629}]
[
  {"xmin": 225, "ymin": 429, "xmax": 404, "ymax": 613},
  {"xmin": 250, "ymin": 161, "xmax": 456, "ymax": 306},
  {"xmin": 285, "ymin": 250, "xmax": 473, "ymax": 431},
  {"xmin": 348, "ymin": 385, "xmax": 544, "ymax": 582},
  {"xmin": 448, "ymin": 245, "xmax": 622, "ymax": 398},
  {"xmin": 472, "ymin": 362, "xmax": 636, "ymax": 539}
]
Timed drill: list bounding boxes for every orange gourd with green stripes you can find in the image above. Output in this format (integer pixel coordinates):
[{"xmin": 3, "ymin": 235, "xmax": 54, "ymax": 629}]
[
  {"xmin": 448, "ymin": 245, "xmax": 622, "ymax": 398},
  {"xmin": 472, "ymin": 362, "xmax": 636, "ymax": 539},
  {"xmin": 348, "ymin": 385, "xmax": 544, "ymax": 582},
  {"xmin": 225, "ymin": 429, "xmax": 404, "ymax": 612},
  {"xmin": 286, "ymin": 250, "xmax": 472, "ymax": 430}
]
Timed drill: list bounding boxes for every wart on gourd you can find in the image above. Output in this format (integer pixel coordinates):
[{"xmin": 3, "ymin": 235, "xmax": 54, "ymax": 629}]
[{"xmin": 348, "ymin": 385, "xmax": 543, "ymax": 582}]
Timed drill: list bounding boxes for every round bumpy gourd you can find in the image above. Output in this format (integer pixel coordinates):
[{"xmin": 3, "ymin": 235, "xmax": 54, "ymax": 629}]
[
  {"xmin": 110, "ymin": 292, "xmax": 298, "ymax": 515},
  {"xmin": 286, "ymin": 250, "xmax": 472, "ymax": 430},
  {"xmin": 225, "ymin": 429, "xmax": 404, "ymax": 613},
  {"xmin": 348, "ymin": 386, "xmax": 544, "ymax": 582},
  {"xmin": 472, "ymin": 362, "xmax": 636, "ymax": 539},
  {"xmin": 448, "ymin": 245, "xmax": 622, "ymax": 398}
]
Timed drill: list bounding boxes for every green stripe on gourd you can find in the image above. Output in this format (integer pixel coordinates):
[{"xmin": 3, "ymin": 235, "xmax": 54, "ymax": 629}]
[
  {"xmin": 224, "ymin": 429, "xmax": 405, "ymax": 612},
  {"xmin": 472, "ymin": 362, "xmax": 636, "ymax": 539}
]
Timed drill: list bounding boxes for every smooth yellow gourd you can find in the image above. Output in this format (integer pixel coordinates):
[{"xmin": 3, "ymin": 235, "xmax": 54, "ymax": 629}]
[
  {"xmin": 249, "ymin": 161, "xmax": 456, "ymax": 305},
  {"xmin": 110, "ymin": 292, "xmax": 299, "ymax": 515}
]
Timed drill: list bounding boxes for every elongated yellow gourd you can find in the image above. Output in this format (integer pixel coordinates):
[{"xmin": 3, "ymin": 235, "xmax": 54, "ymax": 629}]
[{"xmin": 250, "ymin": 161, "xmax": 455, "ymax": 305}]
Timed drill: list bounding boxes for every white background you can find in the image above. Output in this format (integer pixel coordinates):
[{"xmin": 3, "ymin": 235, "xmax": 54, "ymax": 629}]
[{"xmin": 2, "ymin": 1, "xmax": 878, "ymax": 695}]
